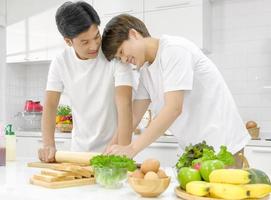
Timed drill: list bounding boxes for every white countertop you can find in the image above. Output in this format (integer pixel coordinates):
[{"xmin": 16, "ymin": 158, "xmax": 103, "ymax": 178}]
[
  {"xmin": 16, "ymin": 131, "xmax": 271, "ymax": 147},
  {"xmin": 0, "ymin": 159, "xmax": 180, "ymax": 200}
]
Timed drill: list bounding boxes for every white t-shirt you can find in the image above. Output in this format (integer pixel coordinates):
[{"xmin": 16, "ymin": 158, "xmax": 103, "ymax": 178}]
[
  {"xmin": 46, "ymin": 47, "xmax": 133, "ymax": 152},
  {"xmin": 135, "ymin": 35, "xmax": 250, "ymax": 154}
]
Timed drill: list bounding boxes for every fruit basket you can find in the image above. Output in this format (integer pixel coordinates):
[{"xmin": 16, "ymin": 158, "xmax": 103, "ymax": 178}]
[
  {"xmin": 55, "ymin": 123, "xmax": 73, "ymax": 133},
  {"xmin": 247, "ymin": 127, "xmax": 260, "ymax": 139},
  {"xmin": 55, "ymin": 105, "xmax": 73, "ymax": 133}
]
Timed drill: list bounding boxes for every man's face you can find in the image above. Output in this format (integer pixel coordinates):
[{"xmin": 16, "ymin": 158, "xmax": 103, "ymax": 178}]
[
  {"xmin": 65, "ymin": 24, "xmax": 101, "ymax": 60},
  {"xmin": 115, "ymin": 30, "xmax": 146, "ymax": 68}
]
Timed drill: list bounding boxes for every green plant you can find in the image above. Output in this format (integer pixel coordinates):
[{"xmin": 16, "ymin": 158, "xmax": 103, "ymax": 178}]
[{"xmin": 57, "ymin": 105, "xmax": 72, "ymax": 116}]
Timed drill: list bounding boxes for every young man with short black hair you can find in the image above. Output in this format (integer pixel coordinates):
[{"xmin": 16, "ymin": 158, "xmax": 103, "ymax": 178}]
[
  {"xmin": 102, "ymin": 14, "xmax": 250, "ymax": 167},
  {"xmin": 39, "ymin": 2, "xmax": 133, "ymax": 162}
]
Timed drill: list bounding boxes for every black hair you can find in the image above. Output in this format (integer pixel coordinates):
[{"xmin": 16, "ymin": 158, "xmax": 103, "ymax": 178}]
[
  {"xmin": 55, "ymin": 1, "xmax": 100, "ymax": 39},
  {"xmin": 102, "ymin": 14, "xmax": 150, "ymax": 61}
]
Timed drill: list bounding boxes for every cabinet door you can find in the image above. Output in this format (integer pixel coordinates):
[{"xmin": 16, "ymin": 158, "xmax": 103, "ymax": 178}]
[
  {"xmin": 134, "ymin": 142, "xmax": 180, "ymax": 167},
  {"xmin": 16, "ymin": 137, "xmax": 40, "ymax": 158},
  {"xmin": 93, "ymin": 0, "xmax": 143, "ymax": 18},
  {"xmin": 6, "ymin": 21, "xmax": 27, "ymax": 62},
  {"xmin": 144, "ymin": 5, "xmax": 203, "ymax": 48},
  {"xmin": 100, "ymin": 13, "xmax": 144, "ymax": 34},
  {"xmin": 16, "ymin": 137, "xmax": 71, "ymax": 159},
  {"xmin": 0, "ymin": 0, "xmax": 5, "ymax": 27},
  {"xmin": 244, "ymin": 146, "xmax": 271, "ymax": 177},
  {"xmin": 144, "ymin": 0, "xmax": 202, "ymax": 12}
]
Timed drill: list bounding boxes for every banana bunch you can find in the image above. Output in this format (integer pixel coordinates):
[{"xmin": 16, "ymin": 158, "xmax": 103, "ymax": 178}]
[{"xmin": 185, "ymin": 169, "xmax": 271, "ymax": 199}]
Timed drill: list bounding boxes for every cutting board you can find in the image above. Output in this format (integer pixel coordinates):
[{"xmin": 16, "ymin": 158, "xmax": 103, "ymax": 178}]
[
  {"xmin": 28, "ymin": 162, "xmax": 65, "ymax": 169},
  {"xmin": 30, "ymin": 176, "xmax": 95, "ymax": 189},
  {"xmin": 175, "ymin": 187, "xmax": 270, "ymax": 200}
]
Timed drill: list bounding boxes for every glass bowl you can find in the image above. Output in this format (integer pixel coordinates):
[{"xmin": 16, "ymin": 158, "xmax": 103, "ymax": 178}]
[{"xmin": 94, "ymin": 167, "xmax": 128, "ymax": 189}]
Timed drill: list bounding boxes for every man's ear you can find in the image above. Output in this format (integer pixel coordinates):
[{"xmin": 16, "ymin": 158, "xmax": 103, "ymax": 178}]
[
  {"xmin": 128, "ymin": 29, "xmax": 141, "ymax": 40},
  {"xmin": 64, "ymin": 38, "xmax": 72, "ymax": 47}
]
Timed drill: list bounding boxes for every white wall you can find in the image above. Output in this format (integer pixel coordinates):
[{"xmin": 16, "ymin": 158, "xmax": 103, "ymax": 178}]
[
  {"xmin": 5, "ymin": 63, "xmax": 49, "ymax": 122},
  {"xmin": 209, "ymin": 0, "xmax": 271, "ymax": 136},
  {"xmin": 0, "ymin": 0, "xmax": 6, "ymax": 123}
]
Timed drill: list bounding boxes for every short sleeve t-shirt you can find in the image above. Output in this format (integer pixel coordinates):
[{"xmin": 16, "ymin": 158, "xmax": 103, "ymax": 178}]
[
  {"xmin": 46, "ymin": 47, "xmax": 133, "ymax": 152},
  {"xmin": 135, "ymin": 35, "xmax": 250, "ymax": 153}
]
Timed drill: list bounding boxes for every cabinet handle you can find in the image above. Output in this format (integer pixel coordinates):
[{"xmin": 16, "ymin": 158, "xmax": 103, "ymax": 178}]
[
  {"xmin": 104, "ymin": 10, "xmax": 134, "ymax": 17},
  {"xmin": 156, "ymin": 2, "xmax": 190, "ymax": 10},
  {"xmin": 252, "ymin": 149, "xmax": 271, "ymax": 153}
]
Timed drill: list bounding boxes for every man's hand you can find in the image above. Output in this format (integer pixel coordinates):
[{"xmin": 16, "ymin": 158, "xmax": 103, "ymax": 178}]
[
  {"xmin": 106, "ymin": 144, "xmax": 136, "ymax": 159},
  {"xmin": 38, "ymin": 145, "xmax": 56, "ymax": 163}
]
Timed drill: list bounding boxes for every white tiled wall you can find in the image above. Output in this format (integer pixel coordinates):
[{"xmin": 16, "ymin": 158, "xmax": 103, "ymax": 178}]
[
  {"xmin": 5, "ymin": 63, "xmax": 49, "ymax": 122},
  {"xmin": 209, "ymin": 0, "xmax": 271, "ymax": 135}
]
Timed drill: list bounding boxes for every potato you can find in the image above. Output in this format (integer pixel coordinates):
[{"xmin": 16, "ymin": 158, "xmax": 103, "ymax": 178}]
[
  {"xmin": 144, "ymin": 171, "xmax": 159, "ymax": 180},
  {"xmin": 141, "ymin": 159, "xmax": 160, "ymax": 174},
  {"xmin": 157, "ymin": 169, "xmax": 167, "ymax": 178},
  {"xmin": 132, "ymin": 169, "xmax": 144, "ymax": 179}
]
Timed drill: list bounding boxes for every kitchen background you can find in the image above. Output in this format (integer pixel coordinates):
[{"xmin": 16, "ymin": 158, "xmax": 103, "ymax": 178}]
[{"xmin": 0, "ymin": 0, "xmax": 271, "ymax": 169}]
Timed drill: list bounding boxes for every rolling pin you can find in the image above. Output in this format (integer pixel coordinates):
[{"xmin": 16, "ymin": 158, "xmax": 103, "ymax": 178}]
[{"xmin": 55, "ymin": 151, "xmax": 100, "ymax": 165}]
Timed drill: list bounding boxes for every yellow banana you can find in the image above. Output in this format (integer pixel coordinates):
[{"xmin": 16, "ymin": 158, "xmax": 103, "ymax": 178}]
[
  {"xmin": 244, "ymin": 184, "xmax": 271, "ymax": 198},
  {"xmin": 209, "ymin": 183, "xmax": 249, "ymax": 200},
  {"xmin": 186, "ymin": 181, "xmax": 210, "ymax": 197},
  {"xmin": 209, "ymin": 169, "xmax": 251, "ymax": 184}
]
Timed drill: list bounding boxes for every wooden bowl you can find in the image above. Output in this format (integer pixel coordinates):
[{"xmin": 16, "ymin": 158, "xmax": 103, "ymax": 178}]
[{"xmin": 128, "ymin": 176, "xmax": 170, "ymax": 197}]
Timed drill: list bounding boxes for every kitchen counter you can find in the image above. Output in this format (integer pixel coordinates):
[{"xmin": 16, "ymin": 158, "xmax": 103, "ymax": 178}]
[
  {"xmin": 17, "ymin": 131, "xmax": 271, "ymax": 147},
  {"xmin": 16, "ymin": 131, "xmax": 71, "ymax": 139},
  {"xmin": 0, "ymin": 159, "xmax": 180, "ymax": 200}
]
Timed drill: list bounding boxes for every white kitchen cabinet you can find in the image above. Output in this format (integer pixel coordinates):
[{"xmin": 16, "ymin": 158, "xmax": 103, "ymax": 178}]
[
  {"xmin": 6, "ymin": 3, "xmax": 65, "ymax": 63},
  {"xmin": 134, "ymin": 142, "xmax": 180, "ymax": 167},
  {"xmin": 0, "ymin": 0, "xmax": 5, "ymax": 27},
  {"xmin": 99, "ymin": 13, "xmax": 144, "ymax": 34},
  {"xmin": 94, "ymin": 0, "xmax": 144, "ymax": 33},
  {"xmin": 144, "ymin": 0, "xmax": 211, "ymax": 52},
  {"xmin": 93, "ymin": 0, "xmax": 143, "ymax": 18},
  {"xmin": 16, "ymin": 136, "xmax": 71, "ymax": 158},
  {"xmin": 244, "ymin": 146, "xmax": 271, "ymax": 177}
]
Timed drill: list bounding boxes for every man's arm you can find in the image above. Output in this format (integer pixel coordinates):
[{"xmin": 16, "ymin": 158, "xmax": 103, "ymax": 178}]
[
  {"xmin": 107, "ymin": 91, "xmax": 183, "ymax": 158},
  {"xmin": 104, "ymin": 98, "xmax": 150, "ymax": 153},
  {"xmin": 132, "ymin": 99, "xmax": 151, "ymax": 131},
  {"xmin": 115, "ymin": 86, "xmax": 133, "ymax": 145},
  {"xmin": 39, "ymin": 91, "xmax": 60, "ymax": 162}
]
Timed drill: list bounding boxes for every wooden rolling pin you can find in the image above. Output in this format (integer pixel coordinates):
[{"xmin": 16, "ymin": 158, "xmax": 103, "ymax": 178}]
[{"xmin": 55, "ymin": 151, "xmax": 100, "ymax": 165}]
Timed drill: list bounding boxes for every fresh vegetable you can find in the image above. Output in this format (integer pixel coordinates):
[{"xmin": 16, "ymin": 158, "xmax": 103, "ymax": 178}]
[
  {"xmin": 216, "ymin": 146, "xmax": 235, "ymax": 166},
  {"xmin": 57, "ymin": 105, "xmax": 72, "ymax": 116},
  {"xmin": 90, "ymin": 155, "xmax": 136, "ymax": 172},
  {"xmin": 56, "ymin": 105, "xmax": 72, "ymax": 125},
  {"xmin": 199, "ymin": 160, "xmax": 225, "ymax": 181},
  {"xmin": 178, "ymin": 167, "xmax": 202, "ymax": 189},
  {"xmin": 176, "ymin": 141, "xmax": 214, "ymax": 170},
  {"xmin": 175, "ymin": 141, "xmax": 235, "ymax": 171},
  {"xmin": 90, "ymin": 155, "xmax": 136, "ymax": 188}
]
